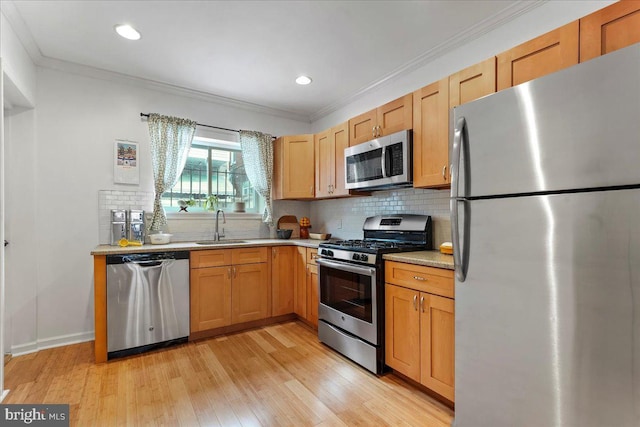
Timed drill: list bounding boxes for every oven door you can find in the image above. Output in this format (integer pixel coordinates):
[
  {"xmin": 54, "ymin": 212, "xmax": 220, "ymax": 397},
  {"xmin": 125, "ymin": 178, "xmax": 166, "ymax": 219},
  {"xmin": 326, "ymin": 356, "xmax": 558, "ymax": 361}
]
[{"xmin": 316, "ymin": 258, "xmax": 378, "ymax": 345}]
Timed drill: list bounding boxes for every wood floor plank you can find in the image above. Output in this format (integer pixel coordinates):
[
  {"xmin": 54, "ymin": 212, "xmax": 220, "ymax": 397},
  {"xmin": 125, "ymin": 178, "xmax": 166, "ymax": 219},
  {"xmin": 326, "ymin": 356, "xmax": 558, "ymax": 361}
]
[{"xmin": 4, "ymin": 321, "xmax": 454, "ymax": 426}]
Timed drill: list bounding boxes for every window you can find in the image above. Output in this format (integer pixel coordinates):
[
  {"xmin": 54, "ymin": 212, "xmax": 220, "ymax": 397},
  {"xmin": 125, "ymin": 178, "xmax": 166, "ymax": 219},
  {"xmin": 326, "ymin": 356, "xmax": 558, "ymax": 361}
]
[{"xmin": 161, "ymin": 137, "xmax": 263, "ymax": 213}]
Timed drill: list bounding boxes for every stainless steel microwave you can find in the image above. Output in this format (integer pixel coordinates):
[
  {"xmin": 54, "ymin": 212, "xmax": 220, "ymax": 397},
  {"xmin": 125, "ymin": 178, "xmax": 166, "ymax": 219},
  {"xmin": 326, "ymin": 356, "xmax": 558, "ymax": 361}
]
[{"xmin": 344, "ymin": 129, "xmax": 412, "ymax": 190}]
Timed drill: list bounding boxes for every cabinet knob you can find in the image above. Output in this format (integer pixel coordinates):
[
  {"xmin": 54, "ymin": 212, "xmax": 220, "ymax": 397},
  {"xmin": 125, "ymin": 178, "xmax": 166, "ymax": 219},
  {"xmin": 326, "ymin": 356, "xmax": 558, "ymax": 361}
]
[{"xmin": 413, "ymin": 275, "xmax": 426, "ymax": 281}]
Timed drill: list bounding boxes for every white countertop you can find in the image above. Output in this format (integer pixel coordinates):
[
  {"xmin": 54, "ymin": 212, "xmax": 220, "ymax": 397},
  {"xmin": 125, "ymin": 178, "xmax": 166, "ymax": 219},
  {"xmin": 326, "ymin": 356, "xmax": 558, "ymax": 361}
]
[{"xmin": 91, "ymin": 238, "xmax": 324, "ymax": 256}]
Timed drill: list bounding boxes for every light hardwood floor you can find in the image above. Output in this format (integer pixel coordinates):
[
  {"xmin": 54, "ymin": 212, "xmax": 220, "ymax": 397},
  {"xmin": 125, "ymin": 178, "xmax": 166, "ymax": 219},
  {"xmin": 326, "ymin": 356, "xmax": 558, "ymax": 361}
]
[{"xmin": 4, "ymin": 321, "xmax": 454, "ymax": 426}]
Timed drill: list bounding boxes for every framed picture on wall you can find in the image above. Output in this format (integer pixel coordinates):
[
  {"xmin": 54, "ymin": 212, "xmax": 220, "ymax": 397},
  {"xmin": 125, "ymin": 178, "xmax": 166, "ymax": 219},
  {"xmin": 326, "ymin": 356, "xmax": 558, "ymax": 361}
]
[{"xmin": 114, "ymin": 139, "xmax": 139, "ymax": 185}]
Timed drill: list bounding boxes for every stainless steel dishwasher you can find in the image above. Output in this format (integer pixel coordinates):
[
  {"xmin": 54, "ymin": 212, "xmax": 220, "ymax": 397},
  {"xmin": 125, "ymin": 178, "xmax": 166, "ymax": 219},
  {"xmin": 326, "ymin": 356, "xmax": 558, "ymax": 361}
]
[{"xmin": 106, "ymin": 251, "xmax": 190, "ymax": 358}]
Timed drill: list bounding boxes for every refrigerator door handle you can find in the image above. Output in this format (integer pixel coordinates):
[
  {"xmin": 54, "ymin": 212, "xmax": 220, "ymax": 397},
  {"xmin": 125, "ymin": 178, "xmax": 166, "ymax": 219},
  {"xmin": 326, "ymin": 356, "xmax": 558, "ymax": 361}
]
[
  {"xmin": 451, "ymin": 116, "xmax": 467, "ymax": 282},
  {"xmin": 451, "ymin": 116, "xmax": 466, "ymax": 199}
]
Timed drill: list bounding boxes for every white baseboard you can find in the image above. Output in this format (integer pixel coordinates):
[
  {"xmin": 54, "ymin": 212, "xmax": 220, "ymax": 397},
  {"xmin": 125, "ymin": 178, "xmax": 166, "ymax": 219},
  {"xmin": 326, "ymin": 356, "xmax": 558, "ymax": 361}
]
[
  {"xmin": 11, "ymin": 331, "xmax": 95, "ymax": 357},
  {"xmin": 0, "ymin": 389, "xmax": 9, "ymax": 403}
]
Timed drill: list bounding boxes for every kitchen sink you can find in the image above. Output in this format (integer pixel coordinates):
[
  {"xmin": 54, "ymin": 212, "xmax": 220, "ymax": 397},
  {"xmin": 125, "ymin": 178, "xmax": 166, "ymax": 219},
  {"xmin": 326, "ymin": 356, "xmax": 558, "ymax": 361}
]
[{"xmin": 195, "ymin": 240, "xmax": 249, "ymax": 245}]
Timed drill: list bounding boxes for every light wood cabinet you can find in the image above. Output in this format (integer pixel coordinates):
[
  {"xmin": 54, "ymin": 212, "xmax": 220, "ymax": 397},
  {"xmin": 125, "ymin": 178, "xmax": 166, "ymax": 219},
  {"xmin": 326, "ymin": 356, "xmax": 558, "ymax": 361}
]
[
  {"xmin": 315, "ymin": 122, "xmax": 350, "ymax": 198},
  {"xmin": 294, "ymin": 247, "xmax": 307, "ymax": 318},
  {"xmin": 449, "ymin": 57, "xmax": 496, "ymax": 108},
  {"xmin": 307, "ymin": 264, "xmax": 319, "ymax": 328},
  {"xmin": 580, "ymin": 0, "xmax": 640, "ymax": 63},
  {"xmin": 231, "ymin": 263, "xmax": 270, "ymax": 324},
  {"xmin": 190, "ymin": 247, "xmax": 269, "ymax": 333},
  {"xmin": 271, "ymin": 246, "xmax": 296, "ymax": 316},
  {"xmin": 497, "ymin": 21, "xmax": 579, "ymax": 91},
  {"xmin": 412, "ymin": 77, "xmax": 450, "ymax": 188},
  {"xmin": 294, "ymin": 247, "xmax": 319, "ymax": 328},
  {"xmin": 385, "ymin": 261, "xmax": 455, "ymax": 402},
  {"xmin": 191, "ymin": 266, "xmax": 232, "ymax": 331},
  {"xmin": 273, "ymin": 134, "xmax": 315, "ymax": 200},
  {"xmin": 349, "ymin": 94, "xmax": 413, "ymax": 146}
]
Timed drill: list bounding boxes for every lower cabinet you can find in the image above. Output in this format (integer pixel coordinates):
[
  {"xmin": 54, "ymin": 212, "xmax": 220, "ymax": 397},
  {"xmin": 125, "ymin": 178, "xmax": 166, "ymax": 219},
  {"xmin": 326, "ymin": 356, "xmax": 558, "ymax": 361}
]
[
  {"xmin": 190, "ymin": 247, "xmax": 269, "ymax": 333},
  {"xmin": 271, "ymin": 246, "xmax": 296, "ymax": 316},
  {"xmin": 385, "ymin": 261, "xmax": 455, "ymax": 402},
  {"xmin": 294, "ymin": 247, "xmax": 319, "ymax": 328}
]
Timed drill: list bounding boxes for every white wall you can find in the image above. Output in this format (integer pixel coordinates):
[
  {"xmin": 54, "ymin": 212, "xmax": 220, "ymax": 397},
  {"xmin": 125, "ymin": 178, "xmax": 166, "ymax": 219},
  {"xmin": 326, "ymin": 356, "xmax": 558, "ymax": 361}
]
[{"xmin": 5, "ymin": 66, "xmax": 311, "ymax": 354}]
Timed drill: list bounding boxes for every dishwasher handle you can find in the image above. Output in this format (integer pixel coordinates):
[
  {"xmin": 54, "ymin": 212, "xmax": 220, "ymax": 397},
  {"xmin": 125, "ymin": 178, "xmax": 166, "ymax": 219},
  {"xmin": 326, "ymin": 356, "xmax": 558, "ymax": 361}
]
[{"xmin": 106, "ymin": 251, "xmax": 190, "ymax": 265}]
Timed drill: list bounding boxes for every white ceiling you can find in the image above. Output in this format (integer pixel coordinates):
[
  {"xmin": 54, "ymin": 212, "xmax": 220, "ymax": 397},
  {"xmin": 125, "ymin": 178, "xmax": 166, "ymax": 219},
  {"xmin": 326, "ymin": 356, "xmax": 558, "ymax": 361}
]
[{"xmin": 4, "ymin": 0, "xmax": 542, "ymax": 121}]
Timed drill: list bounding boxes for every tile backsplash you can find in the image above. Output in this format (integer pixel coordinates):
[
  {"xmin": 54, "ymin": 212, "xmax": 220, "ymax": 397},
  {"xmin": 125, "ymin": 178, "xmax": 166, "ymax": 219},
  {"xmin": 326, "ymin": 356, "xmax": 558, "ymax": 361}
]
[
  {"xmin": 310, "ymin": 187, "xmax": 451, "ymax": 248},
  {"xmin": 98, "ymin": 188, "xmax": 451, "ymax": 247}
]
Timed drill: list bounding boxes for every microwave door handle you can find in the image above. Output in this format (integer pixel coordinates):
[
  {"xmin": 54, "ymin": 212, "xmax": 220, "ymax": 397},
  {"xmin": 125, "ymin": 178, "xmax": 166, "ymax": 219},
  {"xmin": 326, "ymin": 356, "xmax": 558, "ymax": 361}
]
[{"xmin": 380, "ymin": 146, "xmax": 388, "ymax": 177}]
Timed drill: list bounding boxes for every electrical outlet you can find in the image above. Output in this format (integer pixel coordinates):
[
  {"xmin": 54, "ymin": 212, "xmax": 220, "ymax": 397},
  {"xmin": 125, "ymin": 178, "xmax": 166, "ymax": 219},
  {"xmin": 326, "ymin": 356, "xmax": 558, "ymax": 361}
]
[{"xmin": 337, "ymin": 219, "xmax": 342, "ymax": 229}]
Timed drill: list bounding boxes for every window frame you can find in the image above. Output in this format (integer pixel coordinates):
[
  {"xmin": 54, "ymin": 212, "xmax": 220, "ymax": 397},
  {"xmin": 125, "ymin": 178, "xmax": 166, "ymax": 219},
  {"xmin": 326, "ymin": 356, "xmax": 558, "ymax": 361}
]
[{"xmin": 163, "ymin": 135, "xmax": 264, "ymax": 218}]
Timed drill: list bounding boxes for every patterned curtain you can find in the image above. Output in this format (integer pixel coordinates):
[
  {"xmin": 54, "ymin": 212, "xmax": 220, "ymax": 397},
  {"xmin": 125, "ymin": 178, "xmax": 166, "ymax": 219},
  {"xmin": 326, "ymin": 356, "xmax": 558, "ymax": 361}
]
[
  {"xmin": 147, "ymin": 114, "xmax": 197, "ymax": 231},
  {"xmin": 239, "ymin": 130, "xmax": 274, "ymax": 226}
]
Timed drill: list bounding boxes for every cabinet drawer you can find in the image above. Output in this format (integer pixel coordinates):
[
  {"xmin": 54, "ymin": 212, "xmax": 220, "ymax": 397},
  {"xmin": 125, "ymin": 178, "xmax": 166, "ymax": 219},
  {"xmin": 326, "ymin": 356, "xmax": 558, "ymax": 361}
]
[
  {"xmin": 191, "ymin": 250, "xmax": 232, "ymax": 268},
  {"xmin": 385, "ymin": 261, "xmax": 454, "ymax": 299},
  {"xmin": 232, "ymin": 247, "xmax": 268, "ymax": 264},
  {"xmin": 306, "ymin": 248, "xmax": 319, "ymax": 265}
]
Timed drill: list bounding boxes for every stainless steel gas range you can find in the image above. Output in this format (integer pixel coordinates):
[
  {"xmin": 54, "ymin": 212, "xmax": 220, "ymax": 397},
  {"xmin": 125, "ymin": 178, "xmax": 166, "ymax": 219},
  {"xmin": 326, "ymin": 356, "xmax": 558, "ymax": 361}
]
[{"xmin": 316, "ymin": 214, "xmax": 432, "ymax": 374}]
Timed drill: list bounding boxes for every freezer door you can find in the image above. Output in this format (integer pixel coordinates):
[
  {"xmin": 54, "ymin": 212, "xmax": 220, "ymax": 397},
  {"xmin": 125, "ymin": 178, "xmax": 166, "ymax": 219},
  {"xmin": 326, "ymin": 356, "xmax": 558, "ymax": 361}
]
[
  {"xmin": 452, "ymin": 44, "xmax": 640, "ymax": 199},
  {"xmin": 454, "ymin": 188, "xmax": 640, "ymax": 427}
]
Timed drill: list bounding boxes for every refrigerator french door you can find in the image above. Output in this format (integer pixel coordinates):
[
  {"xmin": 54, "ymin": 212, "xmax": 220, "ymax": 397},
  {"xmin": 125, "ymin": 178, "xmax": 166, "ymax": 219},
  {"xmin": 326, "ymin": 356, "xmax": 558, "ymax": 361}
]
[{"xmin": 451, "ymin": 44, "xmax": 640, "ymax": 427}]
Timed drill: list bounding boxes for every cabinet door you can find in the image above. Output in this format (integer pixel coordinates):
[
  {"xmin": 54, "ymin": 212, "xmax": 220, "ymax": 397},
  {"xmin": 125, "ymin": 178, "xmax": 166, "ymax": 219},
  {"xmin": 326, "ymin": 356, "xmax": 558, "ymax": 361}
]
[
  {"xmin": 449, "ymin": 57, "xmax": 496, "ymax": 108},
  {"xmin": 271, "ymin": 246, "xmax": 295, "ymax": 316},
  {"xmin": 314, "ymin": 130, "xmax": 333, "ymax": 199},
  {"xmin": 413, "ymin": 78, "xmax": 450, "ymax": 188},
  {"xmin": 497, "ymin": 21, "xmax": 579, "ymax": 91},
  {"xmin": 580, "ymin": 1, "xmax": 640, "ymax": 62},
  {"xmin": 231, "ymin": 263, "xmax": 270, "ymax": 324},
  {"xmin": 349, "ymin": 109, "xmax": 377, "ymax": 146},
  {"xmin": 190, "ymin": 266, "xmax": 232, "ymax": 332},
  {"xmin": 306, "ymin": 264, "xmax": 319, "ymax": 328},
  {"xmin": 294, "ymin": 247, "xmax": 307, "ymax": 318},
  {"xmin": 331, "ymin": 122, "xmax": 350, "ymax": 197},
  {"xmin": 377, "ymin": 93, "xmax": 413, "ymax": 137},
  {"xmin": 385, "ymin": 283, "xmax": 420, "ymax": 381},
  {"xmin": 420, "ymin": 293, "xmax": 455, "ymax": 402},
  {"xmin": 277, "ymin": 134, "xmax": 315, "ymax": 199}
]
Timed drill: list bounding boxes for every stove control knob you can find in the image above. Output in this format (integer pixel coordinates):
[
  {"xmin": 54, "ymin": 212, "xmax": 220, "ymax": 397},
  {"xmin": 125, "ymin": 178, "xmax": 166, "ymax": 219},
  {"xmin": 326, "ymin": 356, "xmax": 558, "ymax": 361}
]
[
  {"xmin": 352, "ymin": 253, "xmax": 359, "ymax": 261},
  {"xmin": 360, "ymin": 254, "xmax": 368, "ymax": 262}
]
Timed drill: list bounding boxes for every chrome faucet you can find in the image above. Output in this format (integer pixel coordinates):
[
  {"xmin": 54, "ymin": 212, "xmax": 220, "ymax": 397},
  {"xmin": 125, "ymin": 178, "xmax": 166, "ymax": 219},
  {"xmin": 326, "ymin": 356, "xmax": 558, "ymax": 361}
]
[{"xmin": 214, "ymin": 209, "xmax": 226, "ymax": 241}]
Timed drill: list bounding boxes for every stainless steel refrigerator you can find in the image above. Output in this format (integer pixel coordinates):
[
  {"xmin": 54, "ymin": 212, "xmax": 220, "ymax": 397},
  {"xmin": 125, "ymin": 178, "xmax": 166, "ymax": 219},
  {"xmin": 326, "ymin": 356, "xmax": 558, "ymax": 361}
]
[{"xmin": 451, "ymin": 44, "xmax": 640, "ymax": 427}]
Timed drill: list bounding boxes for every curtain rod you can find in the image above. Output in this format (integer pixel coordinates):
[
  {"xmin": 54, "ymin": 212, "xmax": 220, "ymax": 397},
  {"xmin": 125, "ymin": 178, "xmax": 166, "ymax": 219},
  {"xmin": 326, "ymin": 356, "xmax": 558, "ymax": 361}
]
[
  {"xmin": 140, "ymin": 113, "xmax": 277, "ymax": 139},
  {"xmin": 140, "ymin": 113, "xmax": 239, "ymax": 133}
]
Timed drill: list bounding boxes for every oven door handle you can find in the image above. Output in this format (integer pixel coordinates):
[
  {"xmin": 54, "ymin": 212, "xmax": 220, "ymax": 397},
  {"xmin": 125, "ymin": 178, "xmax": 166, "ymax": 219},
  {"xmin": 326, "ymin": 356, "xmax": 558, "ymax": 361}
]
[{"xmin": 316, "ymin": 258, "xmax": 376, "ymax": 277}]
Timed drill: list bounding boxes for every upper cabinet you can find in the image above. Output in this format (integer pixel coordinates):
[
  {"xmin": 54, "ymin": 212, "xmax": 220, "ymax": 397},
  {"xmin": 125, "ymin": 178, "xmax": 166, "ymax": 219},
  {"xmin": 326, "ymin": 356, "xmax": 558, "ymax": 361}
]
[
  {"xmin": 413, "ymin": 77, "xmax": 450, "ymax": 188},
  {"xmin": 273, "ymin": 134, "xmax": 315, "ymax": 200},
  {"xmin": 315, "ymin": 122, "xmax": 350, "ymax": 199},
  {"xmin": 580, "ymin": 0, "xmax": 640, "ymax": 62},
  {"xmin": 349, "ymin": 94, "xmax": 413, "ymax": 146},
  {"xmin": 497, "ymin": 21, "xmax": 579, "ymax": 91},
  {"xmin": 449, "ymin": 57, "xmax": 496, "ymax": 108}
]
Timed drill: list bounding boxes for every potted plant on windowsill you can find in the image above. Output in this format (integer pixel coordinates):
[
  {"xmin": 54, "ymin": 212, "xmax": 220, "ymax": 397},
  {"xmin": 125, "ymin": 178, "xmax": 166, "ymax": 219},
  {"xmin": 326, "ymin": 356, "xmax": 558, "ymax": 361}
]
[{"xmin": 203, "ymin": 195, "xmax": 219, "ymax": 212}]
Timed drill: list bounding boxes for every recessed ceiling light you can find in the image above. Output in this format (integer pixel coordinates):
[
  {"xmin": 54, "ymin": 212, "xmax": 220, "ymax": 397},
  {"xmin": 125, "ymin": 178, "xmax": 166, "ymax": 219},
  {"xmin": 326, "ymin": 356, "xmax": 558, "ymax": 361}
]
[
  {"xmin": 114, "ymin": 24, "xmax": 141, "ymax": 41},
  {"xmin": 295, "ymin": 76, "xmax": 312, "ymax": 85}
]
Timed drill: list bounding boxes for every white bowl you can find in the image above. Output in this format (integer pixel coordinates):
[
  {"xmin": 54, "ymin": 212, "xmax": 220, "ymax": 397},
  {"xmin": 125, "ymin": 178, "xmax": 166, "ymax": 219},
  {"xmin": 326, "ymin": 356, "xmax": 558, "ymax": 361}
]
[{"xmin": 149, "ymin": 233, "xmax": 172, "ymax": 244}]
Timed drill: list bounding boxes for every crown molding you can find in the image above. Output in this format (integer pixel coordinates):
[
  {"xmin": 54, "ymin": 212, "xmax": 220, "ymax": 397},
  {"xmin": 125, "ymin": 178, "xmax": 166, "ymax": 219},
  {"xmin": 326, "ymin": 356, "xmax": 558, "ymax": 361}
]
[
  {"xmin": 309, "ymin": 0, "xmax": 547, "ymax": 122},
  {"xmin": 1, "ymin": 1, "xmax": 44, "ymax": 64},
  {"xmin": 36, "ymin": 56, "xmax": 312, "ymax": 122},
  {"xmin": 4, "ymin": 0, "xmax": 545, "ymax": 125}
]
